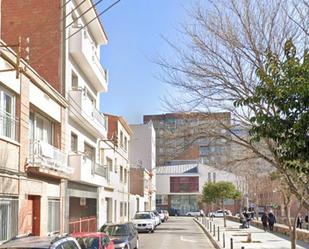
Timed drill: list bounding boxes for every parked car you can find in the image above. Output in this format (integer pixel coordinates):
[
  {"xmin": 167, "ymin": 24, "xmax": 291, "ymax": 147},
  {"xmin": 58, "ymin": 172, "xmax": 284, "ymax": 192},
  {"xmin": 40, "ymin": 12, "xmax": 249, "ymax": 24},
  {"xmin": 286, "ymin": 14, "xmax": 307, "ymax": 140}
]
[
  {"xmin": 100, "ymin": 222, "xmax": 138, "ymax": 249},
  {"xmin": 71, "ymin": 232, "xmax": 114, "ymax": 249},
  {"xmin": 157, "ymin": 210, "xmax": 166, "ymax": 222},
  {"xmin": 150, "ymin": 210, "xmax": 161, "ymax": 226},
  {"xmin": 168, "ymin": 208, "xmax": 180, "ymax": 216},
  {"xmin": 186, "ymin": 210, "xmax": 205, "ymax": 217},
  {"xmin": 208, "ymin": 210, "xmax": 232, "ymax": 217},
  {"xmin": 131, "ymin": 212, "xmax": 156, "ymax": 233},
  {"xmin": 0, "ymin": 234, "xmax": 81, "ymax": 249},
  {"xmin": 163, "ymin": 210, "xmax": 169, "ymax": 220}
]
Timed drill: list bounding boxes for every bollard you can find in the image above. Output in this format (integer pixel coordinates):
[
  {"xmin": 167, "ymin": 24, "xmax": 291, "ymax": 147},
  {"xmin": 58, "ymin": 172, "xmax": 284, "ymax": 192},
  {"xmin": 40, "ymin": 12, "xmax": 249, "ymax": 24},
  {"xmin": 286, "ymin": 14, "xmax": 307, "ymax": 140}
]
[
  {"xmin": 241, "ymin": 247, "xmax": 245, "ymax": 249},
  {"xmin": 230, "ymin": 238, "xmax": 233, "ymax": 249},
  {"xmin": 217, "ymin": 226, "xmax": 220, "ymax": 241},
  {"xmin": 210, "ymin": 221, "xmax": 212, "ymax": 233},
  {"xmin": 213, "ymin": 224, "xmax": 216, "ymax": 236},
  {"xmin": 223, "ymin": 233, "xmax": 225, "ymax": 248}
]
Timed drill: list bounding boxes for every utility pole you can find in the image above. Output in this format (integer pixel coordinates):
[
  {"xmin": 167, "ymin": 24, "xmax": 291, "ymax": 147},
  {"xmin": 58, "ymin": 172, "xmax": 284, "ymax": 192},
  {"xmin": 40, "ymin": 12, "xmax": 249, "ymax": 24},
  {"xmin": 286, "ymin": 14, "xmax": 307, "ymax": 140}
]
[{"xmin": 0, "ymin": 36, "xmax": 22, "ymax": 78}]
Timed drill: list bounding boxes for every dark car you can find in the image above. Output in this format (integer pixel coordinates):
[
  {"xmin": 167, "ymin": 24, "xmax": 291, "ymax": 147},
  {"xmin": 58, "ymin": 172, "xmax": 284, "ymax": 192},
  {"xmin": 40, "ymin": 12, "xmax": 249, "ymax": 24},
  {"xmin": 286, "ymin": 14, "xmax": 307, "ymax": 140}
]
[
  {"xmin": 100, "ymin": 222, "xmax": 138, "ymax": 249},
  {"xmin": 71, "ymin": 232, "xmax": 114, "ymax": 249},
  {"xmin": 168, "ymin": 208, "xmax": 180, "ymax": 216},
  {"xmin": 0, "ymin": 234, "xmax": 81, "ymax": 249}
]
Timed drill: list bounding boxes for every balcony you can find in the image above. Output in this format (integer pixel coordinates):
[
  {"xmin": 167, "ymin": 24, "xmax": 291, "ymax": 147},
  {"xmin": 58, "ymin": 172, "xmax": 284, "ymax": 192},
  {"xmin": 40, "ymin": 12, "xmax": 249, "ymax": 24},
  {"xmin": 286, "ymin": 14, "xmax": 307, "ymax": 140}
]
[
  {"xmin": 69, "ymin": 27, "xmax": 108, "ymax": 92},
  {"xmin": 68, "ymin": 89, "xmax": 108, "ymax": 138},
  {"xmin": 69, "ymin": 154, "xmax": 108, "ymax": 186},
  {"xmin": 27, "ymin": 140, "xmax": 72, "ymax": 177}
]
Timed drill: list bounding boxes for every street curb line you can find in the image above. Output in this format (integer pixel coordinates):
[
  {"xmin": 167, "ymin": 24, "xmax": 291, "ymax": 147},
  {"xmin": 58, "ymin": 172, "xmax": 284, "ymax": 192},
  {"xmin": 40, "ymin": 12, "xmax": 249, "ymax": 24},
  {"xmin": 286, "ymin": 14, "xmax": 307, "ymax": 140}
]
[{"xmin": 194, "ymin": 218, "xmax": 222, "ymax": 249}]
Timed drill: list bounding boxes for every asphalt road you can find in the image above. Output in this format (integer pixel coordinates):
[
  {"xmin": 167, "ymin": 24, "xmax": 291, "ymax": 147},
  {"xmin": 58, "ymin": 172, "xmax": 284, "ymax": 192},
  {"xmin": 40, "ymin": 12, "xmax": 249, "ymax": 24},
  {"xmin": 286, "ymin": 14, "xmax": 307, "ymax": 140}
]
[{"xmin": 138, "ymin": 217, "xmax": 216, "ymax": 249}]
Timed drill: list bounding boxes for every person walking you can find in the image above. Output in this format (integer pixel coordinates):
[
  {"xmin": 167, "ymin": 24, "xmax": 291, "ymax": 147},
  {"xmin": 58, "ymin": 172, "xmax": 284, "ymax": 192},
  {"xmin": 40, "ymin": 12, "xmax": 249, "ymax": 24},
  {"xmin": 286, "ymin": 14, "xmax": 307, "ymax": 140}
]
[
  {"xmin": 261, "ymin": 212, "xmax": 268, "ymax": 231},
  {"xmin": 268, "ymin": 211, "xmax": 276, "ymax": 231},
  {"xmin": 297, "ymin": 214, "xmax": 303, "ymax": 229}
]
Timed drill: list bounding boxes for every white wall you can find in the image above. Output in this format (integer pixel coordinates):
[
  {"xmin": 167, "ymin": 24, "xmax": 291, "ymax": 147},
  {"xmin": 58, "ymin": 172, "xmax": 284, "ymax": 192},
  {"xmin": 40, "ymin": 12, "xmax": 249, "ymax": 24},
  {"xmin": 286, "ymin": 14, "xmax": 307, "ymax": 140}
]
[
  {"xmin": 156, "ymin": 164, "xmax": 244, "ymax": 195},
  {"xmin": 129, "ymin": 122, "xmax": 156, "ymax": 171}
]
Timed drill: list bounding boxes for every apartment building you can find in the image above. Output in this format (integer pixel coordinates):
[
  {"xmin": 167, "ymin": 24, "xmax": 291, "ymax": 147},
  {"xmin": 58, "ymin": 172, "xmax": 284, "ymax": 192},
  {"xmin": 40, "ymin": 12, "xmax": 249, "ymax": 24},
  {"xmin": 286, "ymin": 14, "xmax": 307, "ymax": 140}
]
[
  {"xmin": 99, "ymin": 114, "xmax": 132, "ymax": 226},
  {"xmin": 2, "ymin": 0, "xmax": 110, "ymax": 233},
  {"xmin": 129, "ymin": 122, "xmax": 156, "ymax": 211},
  {"xmin": 129, "ymin": 167, "xmax": 153, "ymax": 217},
  {"xmin": 143, "ymin": 112, "xmax": 231, "ymax": 167},
  {"xmin": 0, "ymin": 41, "xmax": 68, "ymax": 241}
]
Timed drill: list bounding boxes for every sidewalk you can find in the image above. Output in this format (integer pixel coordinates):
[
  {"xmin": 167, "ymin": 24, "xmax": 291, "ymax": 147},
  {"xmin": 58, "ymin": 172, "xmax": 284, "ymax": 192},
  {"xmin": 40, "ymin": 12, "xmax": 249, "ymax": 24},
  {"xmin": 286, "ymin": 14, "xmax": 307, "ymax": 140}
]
[{"xmin": 196, "ymin": 217, "xmax": 309, "ymax": 249}]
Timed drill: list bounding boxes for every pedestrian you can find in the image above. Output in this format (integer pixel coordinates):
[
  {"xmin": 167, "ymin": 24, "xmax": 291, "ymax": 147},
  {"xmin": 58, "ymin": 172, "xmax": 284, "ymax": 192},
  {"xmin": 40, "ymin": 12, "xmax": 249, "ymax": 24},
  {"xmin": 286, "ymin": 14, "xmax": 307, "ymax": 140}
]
[
  {"xmin": 268, "ymin": 211, "xmax": 276, "ymax": 231},
  {"xmin": 261, "ymin": 212, "xmax": 268, "ymax": 231},
  {"xmin": 297, "ymin": 214, "xmax": 303, "ymax": 229}
]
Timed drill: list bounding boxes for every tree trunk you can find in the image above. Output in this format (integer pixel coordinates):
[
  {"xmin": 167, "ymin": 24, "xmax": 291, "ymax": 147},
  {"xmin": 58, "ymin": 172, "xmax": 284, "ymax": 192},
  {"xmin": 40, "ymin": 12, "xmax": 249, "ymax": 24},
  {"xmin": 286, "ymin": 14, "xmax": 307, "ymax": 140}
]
[
  {"xmin": 222, "ymin": 200, "xmax": 227, "ymax": 227},
  {"xmin": 291, "ymin": 206, "xmax": 302, "ymax": 249},
  {"xmin": 291, "ymin": 216, "xmax": 297, "ymax": 249}
]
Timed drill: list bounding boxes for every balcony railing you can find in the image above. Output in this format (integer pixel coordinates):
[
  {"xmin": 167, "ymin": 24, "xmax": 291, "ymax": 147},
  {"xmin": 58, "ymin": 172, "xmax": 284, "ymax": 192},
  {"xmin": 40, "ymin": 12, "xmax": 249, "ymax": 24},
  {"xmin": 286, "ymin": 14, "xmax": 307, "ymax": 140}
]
[
  {"xmin": 69, "ymin": 27, "xmax": 108, "ymax": 92},
  {"xmin": 0, "ymin": 110, "xmax": 19, "ymax": 141},
  {"xmin": 28, "ymin": 140, "xmax": 72, "ymax": 174},
  {"xmin": 69, "ymin": 89, "xmax": 108, "ymax": 132},
  {"xmin": 94, "ymin": 162, "xmax": 108, "ymax": 179}
]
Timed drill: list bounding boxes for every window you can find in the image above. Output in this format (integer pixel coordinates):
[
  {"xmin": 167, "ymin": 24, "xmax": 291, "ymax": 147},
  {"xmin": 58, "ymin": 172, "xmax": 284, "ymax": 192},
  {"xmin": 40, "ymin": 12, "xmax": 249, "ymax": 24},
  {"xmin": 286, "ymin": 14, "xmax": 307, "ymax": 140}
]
[
  {"xmin": 120, "ymin": 166, "xmax": 123, "ymax": 182},
  {"xmin": 124, "ymin": 168, "xmax": 127, "ymax": 183},
  {"xmin": 71, "ymin": 11, "xmax": 78, "ymax": 28},
  {"xmin": 29, "ymin": 112, "xmax": 53, "ymax": 145},
  {"xmin": 71, "ymin": 133, "xmax": 78, "ymax": 152},
  {"xmin": 71, "ymin": 71, "xmax": 78, "ymax": 89},
  {"xmin": 114, "ymin": 200, "xmax": 117, "ymax": 222},
  {"xmin": 170, "ymin": 177, "xmax": 199, "ymax": 193},
  {"xmin": 84, "ymin": 143, "xmax": 95, "ymax": 166},
  {"xmin": 0, "ymin": 88, "xmax": 16, "ymax": 140},
  {"xmin": 120, "ymin": 131, "xmax": 123, "ymax": 148},
  {"xmin": 0, "ymin": 197, "xmax": 18, "ymax": 242},
  {"xmin": 120, "ymin": 202, "xmax": 123, "ymax": 217},
  {"xmin": 124, "ymin": 136, "xmax": 127, "ymax": 151},
  {"xmin": 208, "ymin": 172, "xmax": 211, "ymax": 182},
  {"xmin": 48, "ymin": 199, "xmax": 60, "ymax": 232},
  {"xmin": 106, "ymin": 157, "xmax": 113, "ymax": 172},
  {"xmin": 124, "ymin": 202, "xmax": 127, "ymax": 216},
  {"xmin": 114, "ymin": 158, "xmax": 118, "ymax": 173}
]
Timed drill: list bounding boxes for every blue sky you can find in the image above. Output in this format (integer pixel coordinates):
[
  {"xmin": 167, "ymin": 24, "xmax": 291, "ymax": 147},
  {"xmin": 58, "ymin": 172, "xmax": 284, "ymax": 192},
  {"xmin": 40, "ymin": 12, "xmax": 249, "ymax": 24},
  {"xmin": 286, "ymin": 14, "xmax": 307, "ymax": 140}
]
[{"xmin": 98, "ymin": 0, "xmax": 191, "ymax": 124}]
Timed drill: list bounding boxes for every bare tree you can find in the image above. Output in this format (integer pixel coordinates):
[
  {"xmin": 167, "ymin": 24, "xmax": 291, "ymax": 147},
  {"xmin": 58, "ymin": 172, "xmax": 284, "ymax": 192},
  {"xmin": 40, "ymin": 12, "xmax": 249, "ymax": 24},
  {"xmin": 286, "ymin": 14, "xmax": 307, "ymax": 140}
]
[{"xmin": 156, "ymin": 3, "xmax": 309, "ymax": 248}]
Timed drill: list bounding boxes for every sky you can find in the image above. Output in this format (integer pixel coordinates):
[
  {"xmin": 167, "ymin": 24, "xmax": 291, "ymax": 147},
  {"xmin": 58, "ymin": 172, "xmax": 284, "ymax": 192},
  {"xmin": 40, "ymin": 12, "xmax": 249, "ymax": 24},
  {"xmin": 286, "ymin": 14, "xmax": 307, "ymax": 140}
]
[{"xmin": 98, "ymin": 0, "xmax": 191, "ymax": 124}]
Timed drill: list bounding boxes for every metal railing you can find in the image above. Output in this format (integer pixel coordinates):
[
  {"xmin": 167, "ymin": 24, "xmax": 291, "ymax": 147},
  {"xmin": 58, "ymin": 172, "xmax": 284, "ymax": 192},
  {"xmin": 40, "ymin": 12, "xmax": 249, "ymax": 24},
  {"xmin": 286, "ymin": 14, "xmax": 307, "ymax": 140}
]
[
  {"xmin": 69, "ymin": 89, "xmax": 107, "ymax": 130},
  {"xmin": 94, "ymin": 162, "xmax": 108, "ymax": 179},
  {"xmin": 0, "ymin": 110, "xmax": 19, "ymax": 141},
  {"xmin": 69, "ymin": 216, "xmax": 97, "ymax": 233},
  {"xmin": 28, "ymin": 140, "xmax": 73, "ymax": 174}
]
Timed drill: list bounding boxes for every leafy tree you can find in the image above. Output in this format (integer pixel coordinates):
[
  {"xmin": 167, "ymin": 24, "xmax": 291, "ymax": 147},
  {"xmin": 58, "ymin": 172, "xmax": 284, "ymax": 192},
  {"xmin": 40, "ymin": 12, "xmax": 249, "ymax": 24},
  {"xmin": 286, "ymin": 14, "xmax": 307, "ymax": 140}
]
[
  {"xmin": 236, "ymin": 39, "xmax": 309, "ymax": 174},
  {"xmin": 235, "ymin": 40, "xmax": 309, "ymax": 249},
  {"xmin": 202, "ymin": 181, "xmax": 241, "ymax": 227}
]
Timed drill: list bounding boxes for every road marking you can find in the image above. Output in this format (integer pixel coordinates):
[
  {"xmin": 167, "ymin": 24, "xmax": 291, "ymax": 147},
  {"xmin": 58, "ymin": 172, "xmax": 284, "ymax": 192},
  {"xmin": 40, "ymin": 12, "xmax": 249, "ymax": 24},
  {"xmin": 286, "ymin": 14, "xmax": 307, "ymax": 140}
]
[{"xmin": 180, "ymin": 236, "xmax": 197, "ymax": 243}]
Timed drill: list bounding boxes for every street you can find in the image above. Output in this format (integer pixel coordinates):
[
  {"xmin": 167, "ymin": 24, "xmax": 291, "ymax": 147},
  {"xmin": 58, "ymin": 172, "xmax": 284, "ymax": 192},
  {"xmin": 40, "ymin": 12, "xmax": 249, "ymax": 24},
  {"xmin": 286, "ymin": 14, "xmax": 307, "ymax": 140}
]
[{"xmin": 139, "ymin": 217, "xmax": 216, "ymax": 249}]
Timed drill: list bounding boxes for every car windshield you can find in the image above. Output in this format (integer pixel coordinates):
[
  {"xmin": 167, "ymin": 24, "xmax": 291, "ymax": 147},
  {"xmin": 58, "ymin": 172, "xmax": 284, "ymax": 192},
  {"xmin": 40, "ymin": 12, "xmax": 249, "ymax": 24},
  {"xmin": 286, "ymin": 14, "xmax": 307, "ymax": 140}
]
[
  {"xmin": 76, "ymin": 237, "xmax": 99, "ymax": 249},
  {"xmin": 134, "ymin": 213, "xmax": 151, "ymax": 219},
  {"xmin": 102, "ymin": 225, "xmax": 128, "ymax": 236}
]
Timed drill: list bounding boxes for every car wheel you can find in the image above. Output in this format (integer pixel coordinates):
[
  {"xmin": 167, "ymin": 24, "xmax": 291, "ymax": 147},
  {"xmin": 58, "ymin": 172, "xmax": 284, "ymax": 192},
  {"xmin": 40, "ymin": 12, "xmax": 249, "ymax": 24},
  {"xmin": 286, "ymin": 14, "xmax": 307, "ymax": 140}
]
[
  {"xmin": 188, "ymin": 214, "xmax": 192, "ymax": 217},
  {"xmin": 151, "ymin": 229, "xmax": 155, "ymax": 233},
  {"xmin": 124, "ymin": 244, "xmax": 130, "ymax": 249}
]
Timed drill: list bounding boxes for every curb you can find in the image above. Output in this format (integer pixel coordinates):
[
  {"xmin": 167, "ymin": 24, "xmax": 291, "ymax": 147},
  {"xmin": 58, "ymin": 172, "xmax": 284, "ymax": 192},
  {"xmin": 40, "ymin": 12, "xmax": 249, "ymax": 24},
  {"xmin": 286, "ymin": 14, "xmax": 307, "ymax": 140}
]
[{"xmin": 194, "ymin": 218, "xmax": 222, "ymax": 249}]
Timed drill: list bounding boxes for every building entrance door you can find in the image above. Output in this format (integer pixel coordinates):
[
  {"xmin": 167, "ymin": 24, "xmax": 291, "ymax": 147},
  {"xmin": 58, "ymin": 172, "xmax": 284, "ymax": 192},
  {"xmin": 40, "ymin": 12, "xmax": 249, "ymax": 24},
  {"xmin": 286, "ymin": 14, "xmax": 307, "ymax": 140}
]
[
  {"xmin": 28, "ymin": 195, "xmax": 41, "ymax": 236},
  {"xmin": 105, "ymin": 198, "xmax": 112, "ymax": 223}
]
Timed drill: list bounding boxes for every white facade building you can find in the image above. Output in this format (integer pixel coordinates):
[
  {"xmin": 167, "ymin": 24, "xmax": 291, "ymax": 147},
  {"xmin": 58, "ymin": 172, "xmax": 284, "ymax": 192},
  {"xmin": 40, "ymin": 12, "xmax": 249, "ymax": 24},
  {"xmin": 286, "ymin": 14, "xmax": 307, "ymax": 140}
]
[
  {"xmin": 156, "ymin": 163, "xmax": 245, "ymax": 215},
  {"xmin": 129, "ymin": 122, "xmax": 156, "ymax": 211}
]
